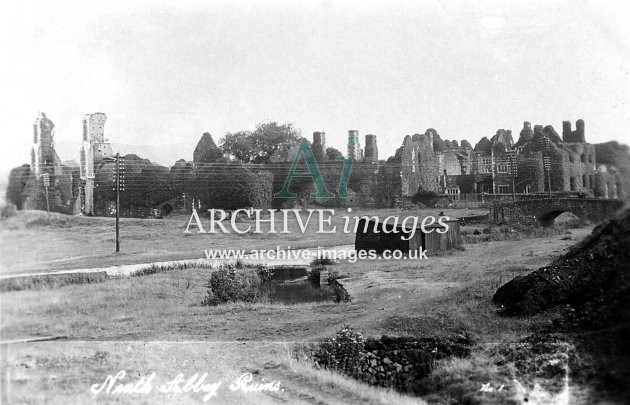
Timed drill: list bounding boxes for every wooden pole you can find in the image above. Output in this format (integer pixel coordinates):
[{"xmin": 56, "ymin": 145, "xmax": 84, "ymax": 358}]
[
  {"xmin": 42, "ymin": 173, "xmax": 50, "ymax": 214},
  {"xmin": 115, "ymin": 153, "xmax": 120, "ymax": 253},
  {"xmin": 45, "ymin": 185, "xmax": 50, "ymax": 214},
  {"xmin": 548, "ymin": 168, "xmax": 552, "ymax": 198}
]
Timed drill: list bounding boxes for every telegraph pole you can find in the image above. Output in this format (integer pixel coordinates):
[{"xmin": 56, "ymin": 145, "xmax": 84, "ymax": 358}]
[
  {"xmin": 42, "ymin": 173, "xmax": 50, "ymax": 214},
  {"xmin": 543, "ymin": 156, "xmax": 552, "ymax": 198},
  {"xmin": 399, "ymin": 170, "xmax": 404, "ymax": 209},
  {"xmin": 113, "ymin": 154, "xmax": 125, "ymax": 252},
  {"xmin": 543, "ymin": 137, "xmax": 552, "ymax": 199},
  {"xmin": 507, "ymin": 150, "xmax": 517, "ymax": 202}
]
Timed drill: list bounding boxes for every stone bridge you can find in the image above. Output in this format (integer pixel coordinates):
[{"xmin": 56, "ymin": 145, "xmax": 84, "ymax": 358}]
[{"xmin": 492, "ymin": 198, "xmax": 624, "ymax": 226}]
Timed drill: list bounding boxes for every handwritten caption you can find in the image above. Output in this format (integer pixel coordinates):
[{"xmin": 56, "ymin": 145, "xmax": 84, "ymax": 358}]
[{"xmin": 91, "ymin": 370, "xmax": 282, "ymax": 402}]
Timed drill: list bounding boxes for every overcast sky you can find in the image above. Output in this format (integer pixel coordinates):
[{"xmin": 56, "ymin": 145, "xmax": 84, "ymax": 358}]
[{"xmin": 1, "ymin": 0, "xmax": 629, "ymax": 170}]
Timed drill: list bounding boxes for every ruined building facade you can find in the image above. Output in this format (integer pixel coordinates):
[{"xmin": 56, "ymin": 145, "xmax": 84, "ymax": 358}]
[
  {"xmin": 431, "ymin": 119, "xmax": 623, "ymax": 199},
  {"xmin": 11, "ymin": 112, "xmax": 114, "ymax": 215},
  {"xmin": 394, "ymin": 131, "xmax": 440, "ymax": 196},
  {"xmin": 8, "ymin": 114, "xmax": 626, "ymax": 217},
  {"xmin": 20, "ymin": 113, "xmax": 77, "ymax": 212},
  {"xmin": 364, "ymin": 134, "xmax": 378, "ymax": 163},
  {"xmin": 31, "ymin": 113, "xmax": 62, "ymax": 179},
  {"xmin": 347, "ymin": 130, "xmax": 363, "ymax": 161},
  {"xmin": 80, "ymin": 113, "xmax": 113, "ymax": 214}
]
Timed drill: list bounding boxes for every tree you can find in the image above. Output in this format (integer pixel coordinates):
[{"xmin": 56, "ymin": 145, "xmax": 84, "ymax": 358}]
[
  {"xmin": 326, "ymin": 147, "xmax": 343, "ymax": 160},
  {"xmin": 220, "ymin": 122, "xmax": 301, "ymax": 164},
  {"xmin": 220, "ymin": 130, "xmax": 255, "ymax": 163},
  {"xmin": 6, "ymin": 164, "xmax": 31, "ymax": 209},
  {"xmin": 193, "ymin": 132, "xmax": 223, "ymax": 164}
]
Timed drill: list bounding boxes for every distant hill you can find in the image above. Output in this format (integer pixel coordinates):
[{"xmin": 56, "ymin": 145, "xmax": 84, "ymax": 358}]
[{"xmin": 54, "ymin": 141, "xmax": 195, "ymax": 167}]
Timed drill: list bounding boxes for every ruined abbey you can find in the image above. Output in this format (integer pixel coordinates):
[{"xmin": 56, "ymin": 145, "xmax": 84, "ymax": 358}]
[
  {"xmin": 5, "ymin": 113, "xmax": 626, "ymax": 216},
  {"xmin": 9, "ymin": 112, "xmax": 113, "ymax": 215}
]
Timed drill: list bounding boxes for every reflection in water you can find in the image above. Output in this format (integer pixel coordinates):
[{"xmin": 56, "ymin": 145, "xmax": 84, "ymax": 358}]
[{"xmin": 265, "ymin": 267, "xmax": 333, "ymax": 304}]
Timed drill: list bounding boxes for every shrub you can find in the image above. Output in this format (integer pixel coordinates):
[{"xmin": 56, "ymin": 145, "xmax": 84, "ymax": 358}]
[
  {"xmin": 314, "ymin": 325, "xmax": 366, "ymax": 377},
  {"xmin": 201, "ymin": 265, "xmax": 271, "ymax": 306},
  {"xmin": 6, "ymin": 164, "xmax": 31, "ymax": 209},
  {"xmin": 1, "ymin": 204, "xmax": 17, "ymax": 219}
]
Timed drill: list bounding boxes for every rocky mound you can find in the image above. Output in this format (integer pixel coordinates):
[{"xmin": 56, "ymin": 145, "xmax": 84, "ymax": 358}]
[{"xmin": 493, "ymin": 207, "xmax": 630, "ymax": 329}]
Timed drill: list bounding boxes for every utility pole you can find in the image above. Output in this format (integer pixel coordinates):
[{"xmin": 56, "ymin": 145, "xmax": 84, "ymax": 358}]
[
  {"xmin": 113, "ymin": 154, "xmax": 125, "ymax": 252},
  {"xmin": 507, "ymin": 150, "xmax": 517, "ymax": 202},
  {"xmin": 490, "ymin": 148, "xmax": 495, "ymax": 194},
  {"xmin": 42, "ymin": 173, "xmax": 50, "ymax": 214},
  {"xmin": 399, "ymin": 170, "xmax": 404, "ymax": 209},
  {"xmin": 543, "ymin": 156, "xmax": 552, "ymax": 198}
]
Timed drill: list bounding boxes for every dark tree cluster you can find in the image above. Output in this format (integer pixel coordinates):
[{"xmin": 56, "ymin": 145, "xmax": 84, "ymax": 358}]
[{"xmin": 220, "ymin": 121, "xmax": 301, "ymax": 163}]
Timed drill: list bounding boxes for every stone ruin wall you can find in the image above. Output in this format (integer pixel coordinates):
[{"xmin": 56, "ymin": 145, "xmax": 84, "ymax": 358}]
[
  {"xmin": 364, "ymin": 134, "xmax": 378, "ymax": 163},
  {"xmin": 22, "ymin": 113, "xmax": 75, "ymax": 213}
]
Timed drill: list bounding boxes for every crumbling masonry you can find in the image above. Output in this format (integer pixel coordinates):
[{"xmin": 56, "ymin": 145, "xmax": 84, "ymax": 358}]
[
  {"xmin": 80, "ymin": 112, "xmax": 112, "ymax": 214},
  {"xmin": 7, "ymin": 114, "xmax": 625, "ymax": 217}
]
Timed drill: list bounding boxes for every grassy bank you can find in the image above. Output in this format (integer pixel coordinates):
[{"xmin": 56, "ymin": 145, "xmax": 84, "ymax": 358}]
[
  {"xmin": 0, "ymin": 227, "xmax": 592, "ymax": 403},
  {"xmin": 0, "ymin": 208, "xmax": 488, "ymax": 275}
]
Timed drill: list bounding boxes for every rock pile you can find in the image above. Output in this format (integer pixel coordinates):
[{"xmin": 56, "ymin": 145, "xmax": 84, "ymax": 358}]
[
  {"xmin": 313, "ymin": 326, "xmax": 472, "ymax": 396},
  {"xmin": 493, "ymin": 207, "xmax": 630, "ymax": 328},
  {"xmin": 493, "ymin": 207, "xmax": 630, "ymax": 401},
  {"xmin": 358, "ymin": 335, "xmax": 471, "ymax": 393}
]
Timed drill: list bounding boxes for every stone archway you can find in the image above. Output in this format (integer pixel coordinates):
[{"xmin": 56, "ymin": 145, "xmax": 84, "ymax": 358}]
[
  {"xmin": 160, "ymin": 203, "xmax": 173, "ymax": 217},
  {"xmin": 539, "ymin": 210, "xmax": 572, "ymax": 227}
]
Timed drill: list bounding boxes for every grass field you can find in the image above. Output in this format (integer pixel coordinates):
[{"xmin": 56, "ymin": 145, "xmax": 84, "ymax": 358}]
[
  {"xmin": 0, "ymin": 208, "xmax": 488, "ymax": 275},
  {"xmin": 0, "ymin": 209, "xmax": 592, "ymax": 403}
]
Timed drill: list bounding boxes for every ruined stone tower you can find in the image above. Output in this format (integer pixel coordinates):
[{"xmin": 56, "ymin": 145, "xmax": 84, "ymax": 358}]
[
  {"xmin": 364, "ymin": 134, "xmax": 378, "ymax": 162},
  {"xmin": 31, "ymin": 112, "xmax": 59, "ymax": 178},
  {"xmin": 562, "ymin": 119, "xmax": 586, "ymax": 143},
  {"xmin": 347, "ymin": 130, "xmax": 363, "ymax": 161},
  {"xmin": 312, "ymin": 131, "xmax": 326, "ymax": 160},
  {"xmin": 80, "ymin": 112, "xmax": 112, "ymax": 215},
  {"xmin": 313, "ymin": 132, "xmax": 326, "ymax": 150},
  {"xmin": 519, "ymin": 121, "xmax": 534, "ymax": 143}
]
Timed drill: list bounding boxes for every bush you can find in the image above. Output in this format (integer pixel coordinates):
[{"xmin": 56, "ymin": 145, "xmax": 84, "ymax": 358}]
[
  {"xmin": 201, "ymin": 266, "xmax": 270, "ymax": 306},
  {"xmin": 314, "ymin": 325, "xmax": 366, "ymax": 377},
  {"xmin": 1, "ymin": 204, "xmax": 17, "ymax": 219},
  {"xmin": 6, "ymin": 164, "xmax": 31, "ymax": 209}
]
